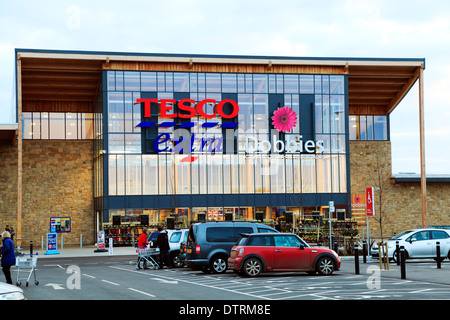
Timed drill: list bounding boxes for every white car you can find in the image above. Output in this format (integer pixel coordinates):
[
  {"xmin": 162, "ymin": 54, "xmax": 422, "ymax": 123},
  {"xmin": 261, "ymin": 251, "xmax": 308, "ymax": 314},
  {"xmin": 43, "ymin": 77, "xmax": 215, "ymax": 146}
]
[
  {"xmin": 0, "ymin": 283, "xmax": 25, "ymax": 300},
  {"xmin": 371, "ymin": 228, "xmax": 450, "ymax": 262}
]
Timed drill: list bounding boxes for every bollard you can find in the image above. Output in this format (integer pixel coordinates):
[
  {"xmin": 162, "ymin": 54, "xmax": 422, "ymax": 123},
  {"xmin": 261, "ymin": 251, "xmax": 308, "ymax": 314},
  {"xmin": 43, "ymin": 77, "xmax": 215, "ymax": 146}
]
[
  {"xmin": 80, "ymin": 233, "xmax": 83, "ymax": 249},
  {"xmin": 362, "ymin": 241, "xmax": 367, "ymax": 263},
  {"xmin": 61, "ymin": 234, "xmax": 64, "ymax": 250},
  {"xmin": 400, "ymin": 246, "xmax": 406, "ymax": 279},
  {"xmin": 30, "ymin": 240, "xmax": 33, "ymax": 254},
  {"xmin": 396, "ymin": 241, "xmax": 400, "ymax": 265},
  {"xmin": 333, "ymin": 241, "xmax": 338, "ymax": 254},
  {"xmin": 41, "ymin": 235, "xmax": 44, "ymax": 250},
  {"xmin": 354, "ymin": 243, "xmax": 360, "ymax": 275},
  {"xmin": 437, "ymin": 242, "xmax": 441, "ymax": 269}
]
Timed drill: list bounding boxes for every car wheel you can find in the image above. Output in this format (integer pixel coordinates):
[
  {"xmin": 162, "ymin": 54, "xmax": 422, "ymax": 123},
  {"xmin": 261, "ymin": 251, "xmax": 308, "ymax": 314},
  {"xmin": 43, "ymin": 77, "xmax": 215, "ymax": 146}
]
[
  {"xmin": 210, "ymin": 255, "xmax": 228, "ymax": 274},
  {"xmin": 242, "ymin": 258, "xmax": 262, "ymax": 277},
  {"xmin": 317, "ymin": 256, "xmax": 335, "ymax": 275},
  {"xmin": 171, "ymin": 253, "xmax": 184, "ymax": 268}
]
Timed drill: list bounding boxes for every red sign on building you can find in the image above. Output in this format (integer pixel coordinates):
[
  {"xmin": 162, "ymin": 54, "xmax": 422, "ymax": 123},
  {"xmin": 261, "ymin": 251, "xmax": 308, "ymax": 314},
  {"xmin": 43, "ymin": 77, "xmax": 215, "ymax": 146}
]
[{"xmin": 366, "ymin": 187, "xmax": 375, "ymax": 216}]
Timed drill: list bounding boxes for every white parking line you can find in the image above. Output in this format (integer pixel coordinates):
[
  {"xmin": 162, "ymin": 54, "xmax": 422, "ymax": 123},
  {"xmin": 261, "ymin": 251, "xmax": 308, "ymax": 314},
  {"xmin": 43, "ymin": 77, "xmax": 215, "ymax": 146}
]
[
  {"xmin": 101, "ymin": 279, "xmax": 120, "ymax": 286},
  {"xmin": 82, "ymin": 274, "xmax": 96, "ymax": 279},
  {"xmin": 411, "ymin": 288, "xmax": 434, "ymax": 294},
  {"xmin": 128, "ymin": 288, "xmax": 156, "ymax": 297}
]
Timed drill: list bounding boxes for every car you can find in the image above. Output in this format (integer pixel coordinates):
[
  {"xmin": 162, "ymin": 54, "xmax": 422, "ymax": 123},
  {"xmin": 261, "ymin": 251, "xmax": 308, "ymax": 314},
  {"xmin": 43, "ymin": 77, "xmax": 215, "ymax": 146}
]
[
  {"xmin": 146, "ymin": 228, "xmax": 189, "ymax": 267},
  {"xmin": 0, "ymin": 282, "xmax": 25, "ymax": 300},
  {"xmin": 185, "ymin": 221, "xmax": 279, "ymax": 274},
  {"xmin": 371, "ymin": 228, "xmax": 450, "ymax": 262},
  {"xmin": 228, "ymin": 233, "xmax": 340, "ymax": 277}
]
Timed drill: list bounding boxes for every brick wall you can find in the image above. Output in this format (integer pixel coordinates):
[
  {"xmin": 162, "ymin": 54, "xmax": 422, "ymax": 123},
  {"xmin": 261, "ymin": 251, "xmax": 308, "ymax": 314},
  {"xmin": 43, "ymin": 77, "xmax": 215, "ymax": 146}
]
[
  {"xmin": 350, "ymin": 140, "xmax": 450, "ymax": 240},
  {"xmin": 0, "ymin": 140, "xmax": 94, "ymax": 246}
]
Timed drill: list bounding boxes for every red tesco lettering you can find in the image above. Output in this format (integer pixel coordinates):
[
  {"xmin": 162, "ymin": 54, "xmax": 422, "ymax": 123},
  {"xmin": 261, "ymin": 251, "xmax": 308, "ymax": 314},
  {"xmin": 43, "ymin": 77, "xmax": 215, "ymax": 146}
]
[{"xmin": 135, "ymin": 99, "xmax": 239, "ymax": 119}]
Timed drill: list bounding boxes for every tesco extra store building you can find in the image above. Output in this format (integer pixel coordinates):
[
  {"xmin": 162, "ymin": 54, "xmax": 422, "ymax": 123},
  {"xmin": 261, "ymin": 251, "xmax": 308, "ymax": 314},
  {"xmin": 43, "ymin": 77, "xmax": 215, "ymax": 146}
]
[{"xmin": 5, "ymin": 49, "xmax": 426, "ymax": 246}]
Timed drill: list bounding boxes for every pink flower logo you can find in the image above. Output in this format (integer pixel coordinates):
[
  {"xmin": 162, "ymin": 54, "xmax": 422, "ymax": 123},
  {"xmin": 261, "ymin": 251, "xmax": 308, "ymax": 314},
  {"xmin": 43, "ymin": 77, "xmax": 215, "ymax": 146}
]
[{"xmin": 271, "ymin": 106, "xmax": 297, "ymax": 133}]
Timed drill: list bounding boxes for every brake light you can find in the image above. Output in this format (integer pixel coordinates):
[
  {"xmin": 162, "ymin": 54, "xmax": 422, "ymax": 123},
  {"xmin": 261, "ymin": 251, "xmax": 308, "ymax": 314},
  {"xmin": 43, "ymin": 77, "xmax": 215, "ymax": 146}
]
[{"xmin": 196, "ymin": 244, "xmax": 201, "ymax": 253}]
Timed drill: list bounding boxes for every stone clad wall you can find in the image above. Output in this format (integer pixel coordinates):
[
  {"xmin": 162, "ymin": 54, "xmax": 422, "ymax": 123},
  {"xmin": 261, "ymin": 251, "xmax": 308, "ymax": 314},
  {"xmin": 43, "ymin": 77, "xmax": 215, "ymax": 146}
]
[
  {"xmin": 0, "ymin": 140, "xmax": 94, "ymax": 246},
  {"xmin": 350, "ymin": 140, "xmax": 450, "ymax": 240}
]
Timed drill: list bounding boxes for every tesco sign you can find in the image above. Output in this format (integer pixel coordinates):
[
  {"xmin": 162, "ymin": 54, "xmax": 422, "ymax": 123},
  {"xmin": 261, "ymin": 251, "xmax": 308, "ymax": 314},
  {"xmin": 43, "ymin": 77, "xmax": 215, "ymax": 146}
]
[{"xmin": 135, "ymin": 98, "xmax": 239, "ymax": 119}]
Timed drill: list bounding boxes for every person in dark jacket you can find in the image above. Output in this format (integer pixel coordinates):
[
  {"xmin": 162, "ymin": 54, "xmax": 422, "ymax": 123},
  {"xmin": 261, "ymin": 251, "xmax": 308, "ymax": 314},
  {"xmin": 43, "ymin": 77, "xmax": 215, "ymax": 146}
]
[
  {"xmin": 156, "ymin": 227, "xmax": 172, "ymax": 268},
  {"xmin": 1, "ymin": 231, "xmax": 16, "ymax": 284}
]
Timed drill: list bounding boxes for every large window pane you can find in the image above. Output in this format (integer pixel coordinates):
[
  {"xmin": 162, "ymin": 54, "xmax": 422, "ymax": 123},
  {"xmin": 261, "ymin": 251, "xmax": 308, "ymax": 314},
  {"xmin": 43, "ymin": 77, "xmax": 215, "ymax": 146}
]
[
  {"xmin": 374, "ymin": 116, "xmax": 388, "ymax": 140},
  {"xmin": 176, "ymin": 155, "xmax": 191, "ymax": 194},
  {"xmin": 174, "ymin": 73, "xmax": 189, "ymax": 92},
  {"xmin": 349, "ymin": 115, "xmax": 358, "ymax": 140},
  {"xmin": 116, "ymin": 155, "xmax": 125, "ymax": 195},
  {"xmin": 141, "ymin": 72, "xmax": 157, "ymax": 91},
  {"xmin": 316, "ymin": 155, "xmax": 331, "ymax": 193},
  {"xmin": 253, "ymin": 74, "xmax": 267, "ymax": 93},
  {"xmin": 66, "ymin": 113, "xmax": 77, "ymax": 140},
  {"xmin": 330, "ymin": 75, "xmax": 344, "ymax": 94},
  {"xmin": 300, "ymin": 75, "xmax": 314, "ymax": 93},
  {"xmin": 285, "ymin": 156, "xmax": 294, "ymax": 193},
  {"xmin": 108, "ymin": 155, "xmax": 117, "ymax": 196},
  {"xmin": 330, "ymin": 95, "xmax": 345, "ymax": 133},
  {"xmin": 359, "ymin": 115, "xmax": 367, "ymax": 140},
  {"xmin": 206, "ymin": 73, "xmax": 220, "ymax": 92},
  {"xmin": 108, "ymin": 92, "xmax": 124, "ymax": 133},
  {"xmin": 49, "ymin": 112, "xmax": 65, "ymax": 139},
  {"xmin": 302, "ymin": 158, "xmax": 316, "ymax": 193},
  {"xmin": 23, "ymin": 112, "xmax": 32, "ymax": 139},
  {"xmin": 126, "ymin": 155, "xmax": 141, "ymax": 195},
  {"xmin": 270, "ymin": 158, "xmax": 285, "ymax": 193},
  {"xmin": 143, "ymin": 155, "xmax": 158, "ymax": 195},
  {"xmin": 222, "ymin": 74, "xmax": 236, "ymax": 93},
  {"xmin": 124, "ymin": 71, "xmax": 140, "ymax": 91},
  {"xmin": 253, "ymin": 94, "xmax": 268, "ymax": 132},
  {"xmin": 284, "ymin": 75, "xmax": 298, "ymax": 93}
]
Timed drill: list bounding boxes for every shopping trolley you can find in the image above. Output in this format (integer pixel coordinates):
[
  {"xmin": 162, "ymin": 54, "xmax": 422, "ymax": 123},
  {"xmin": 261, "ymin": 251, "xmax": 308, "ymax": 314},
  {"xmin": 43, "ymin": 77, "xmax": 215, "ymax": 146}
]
[
  {"xmin": 15, "ymin": 253, "xmax": 39, "ymax": 287},
  {"xmin": 136, "ymin": 247, "xmax": 160, "ymax": 270}
]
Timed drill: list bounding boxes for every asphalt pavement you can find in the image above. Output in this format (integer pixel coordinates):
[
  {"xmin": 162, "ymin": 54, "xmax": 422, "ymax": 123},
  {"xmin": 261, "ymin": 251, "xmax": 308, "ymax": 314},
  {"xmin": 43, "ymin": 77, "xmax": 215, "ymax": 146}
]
[{"xmin": 28, "ymin": 244, "xmax": 450, "ymax": 286}]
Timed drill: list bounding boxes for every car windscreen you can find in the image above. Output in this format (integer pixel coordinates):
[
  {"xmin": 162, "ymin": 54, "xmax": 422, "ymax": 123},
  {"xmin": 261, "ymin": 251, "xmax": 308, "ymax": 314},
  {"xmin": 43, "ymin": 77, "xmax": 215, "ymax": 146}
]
[
  {"xmin": 170, "ymin": 232, "xmax": 182, "ymax": 243},
  {"xmin": 390, "ymin": 230, "xmax": 413, "ymax": 240}
]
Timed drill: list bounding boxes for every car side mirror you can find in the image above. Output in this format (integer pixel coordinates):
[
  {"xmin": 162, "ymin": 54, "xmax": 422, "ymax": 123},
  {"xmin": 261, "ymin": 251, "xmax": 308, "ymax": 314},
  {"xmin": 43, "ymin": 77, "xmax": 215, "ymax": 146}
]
[{"xmin": 299, "ymin": 244, "xmax": 305, "ymax": 250}]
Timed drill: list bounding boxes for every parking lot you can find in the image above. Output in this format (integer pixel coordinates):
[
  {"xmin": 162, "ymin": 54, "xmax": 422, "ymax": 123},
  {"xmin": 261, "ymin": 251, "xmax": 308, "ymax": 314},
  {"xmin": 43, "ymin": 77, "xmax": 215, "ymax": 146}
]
[{"xmin": 19, "ymin": 253, "xmax": 450, "ymax": 301}]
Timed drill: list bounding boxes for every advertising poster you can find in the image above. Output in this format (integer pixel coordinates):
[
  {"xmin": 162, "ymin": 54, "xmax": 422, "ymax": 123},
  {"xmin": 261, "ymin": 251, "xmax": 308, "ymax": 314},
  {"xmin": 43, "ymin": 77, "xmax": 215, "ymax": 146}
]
[{"xmin": 44, "ymin": 232, "xmax": 60, "ymax": 255}]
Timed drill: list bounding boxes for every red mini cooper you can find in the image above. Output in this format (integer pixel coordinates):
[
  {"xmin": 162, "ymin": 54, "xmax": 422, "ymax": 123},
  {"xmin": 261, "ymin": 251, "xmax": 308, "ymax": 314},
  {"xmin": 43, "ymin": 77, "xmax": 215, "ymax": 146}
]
[{"xmin": 228, "ymin": 233, "xmax": 341, "ymax": 277}]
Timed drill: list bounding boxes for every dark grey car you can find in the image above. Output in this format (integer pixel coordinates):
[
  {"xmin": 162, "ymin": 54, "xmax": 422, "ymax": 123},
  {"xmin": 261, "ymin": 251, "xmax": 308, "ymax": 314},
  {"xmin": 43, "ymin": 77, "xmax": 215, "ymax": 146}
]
[{"xmin": 185, "ymin": 221, "xmax": 278, "ymax": 273}]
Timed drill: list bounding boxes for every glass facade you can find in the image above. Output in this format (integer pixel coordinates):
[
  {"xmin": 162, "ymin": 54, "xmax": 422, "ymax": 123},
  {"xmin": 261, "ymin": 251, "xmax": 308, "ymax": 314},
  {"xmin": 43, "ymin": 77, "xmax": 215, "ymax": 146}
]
[
  {"xmin": 349, "ymin": 115, "xmax": 388, "ymax": 141},
  {"xmin": 101, "ymin": 70, "xmax": 350, "ymax": 222},
  {"xmin": 22, "ymin": 112, "xmax": 94, "ymax": 140}
]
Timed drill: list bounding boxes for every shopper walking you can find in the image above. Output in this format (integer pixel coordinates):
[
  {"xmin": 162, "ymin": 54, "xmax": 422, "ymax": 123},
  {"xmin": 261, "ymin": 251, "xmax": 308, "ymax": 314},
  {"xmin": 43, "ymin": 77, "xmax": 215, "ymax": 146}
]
[
  {"xmin": 136, "ymin": 228, "xmax": 149, "ymax": 269},
  {"xmin": 156, "ymin": 227, "xmax": 172, "ymax": 268},
  {"xmin": 1, "ymin": 231, "xmax": 16, "ymax": 284}
]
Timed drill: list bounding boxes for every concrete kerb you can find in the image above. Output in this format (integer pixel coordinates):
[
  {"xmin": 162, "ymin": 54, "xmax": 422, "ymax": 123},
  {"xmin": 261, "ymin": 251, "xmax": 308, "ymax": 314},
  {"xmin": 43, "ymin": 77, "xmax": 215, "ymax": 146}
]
[{"xmin": 23, "ymin": 245, "xmax": 137, "ymax": 258}]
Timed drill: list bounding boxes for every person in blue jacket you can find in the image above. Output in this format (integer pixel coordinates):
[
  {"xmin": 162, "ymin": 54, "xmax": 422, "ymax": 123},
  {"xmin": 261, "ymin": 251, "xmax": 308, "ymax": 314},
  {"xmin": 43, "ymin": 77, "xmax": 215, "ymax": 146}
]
[{"xmin": 1, "ymin": 231, "xmax": 16, "ymax": 284}]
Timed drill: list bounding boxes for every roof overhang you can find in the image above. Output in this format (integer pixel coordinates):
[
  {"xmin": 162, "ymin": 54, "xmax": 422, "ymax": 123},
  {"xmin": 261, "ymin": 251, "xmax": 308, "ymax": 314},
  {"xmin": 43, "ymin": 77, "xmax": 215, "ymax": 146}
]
[
  {"xmin": 391, "ymin": 173, "xmax": 450, "ymax": 183},
  {"xmin": 16, "ymin": 49, "xmax": 425, "ymax": 115},
  {"xmin": 0, "ymin": 124, "xmax": 18, "ymax": 146}
]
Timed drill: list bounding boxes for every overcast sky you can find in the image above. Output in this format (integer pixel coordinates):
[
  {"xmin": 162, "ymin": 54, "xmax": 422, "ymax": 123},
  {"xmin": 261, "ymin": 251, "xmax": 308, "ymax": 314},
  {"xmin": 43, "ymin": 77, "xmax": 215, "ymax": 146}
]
[{"xmin": 0, "ymin": 0, "xmax": 449, "ymax": 174}]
